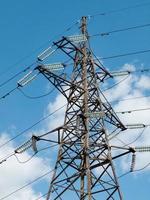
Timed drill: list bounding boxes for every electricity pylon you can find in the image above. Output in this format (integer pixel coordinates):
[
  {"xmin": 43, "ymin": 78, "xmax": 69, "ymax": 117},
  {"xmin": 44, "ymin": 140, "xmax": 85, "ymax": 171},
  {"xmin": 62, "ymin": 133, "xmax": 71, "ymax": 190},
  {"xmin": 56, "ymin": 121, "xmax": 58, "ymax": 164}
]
[{"xmin": 36, "ymin": 17, "xmax": 135, "ymax": 200}]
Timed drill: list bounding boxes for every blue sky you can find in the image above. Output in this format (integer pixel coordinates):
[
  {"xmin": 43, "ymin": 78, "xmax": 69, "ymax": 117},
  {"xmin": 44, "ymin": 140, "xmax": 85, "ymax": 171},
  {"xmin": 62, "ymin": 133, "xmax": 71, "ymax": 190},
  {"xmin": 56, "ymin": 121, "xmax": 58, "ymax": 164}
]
[{"xmin": 0, "ymin": 0, "xmax": 150, "ymax": 199}]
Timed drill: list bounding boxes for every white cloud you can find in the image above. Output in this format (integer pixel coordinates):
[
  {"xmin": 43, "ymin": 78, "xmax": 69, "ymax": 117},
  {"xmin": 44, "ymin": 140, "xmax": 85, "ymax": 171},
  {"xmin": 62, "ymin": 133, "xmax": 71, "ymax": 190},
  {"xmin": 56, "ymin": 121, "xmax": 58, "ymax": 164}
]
[
  {"xmin": 1, "ymin": 188, "xmax": 45, "ymax": 200},
  {"xmin": 104, "ymin": 63, "xmax": 137, "ymax": 102},
  {"xmin": 106, "ymin": 63, "xmax": 150, "ymax": 172},
  {"xmin": 0, "ymin": 133, "xmax": 50, "ymax": 200},
  {"xmin": 45, "ymin": 93, "xmax": 67, "ymax": 130},
  {"xmin": 136, "ymin": 75, "xmax": 150, "ymax": 90}
]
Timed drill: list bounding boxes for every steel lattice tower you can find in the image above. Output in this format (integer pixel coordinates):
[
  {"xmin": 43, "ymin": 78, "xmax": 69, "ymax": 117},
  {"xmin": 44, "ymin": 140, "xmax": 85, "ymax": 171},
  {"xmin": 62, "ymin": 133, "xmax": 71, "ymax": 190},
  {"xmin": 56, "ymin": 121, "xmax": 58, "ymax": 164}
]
[{"xmin": 37, "ymin": 16, "xmax": 133, "ymax": 200}]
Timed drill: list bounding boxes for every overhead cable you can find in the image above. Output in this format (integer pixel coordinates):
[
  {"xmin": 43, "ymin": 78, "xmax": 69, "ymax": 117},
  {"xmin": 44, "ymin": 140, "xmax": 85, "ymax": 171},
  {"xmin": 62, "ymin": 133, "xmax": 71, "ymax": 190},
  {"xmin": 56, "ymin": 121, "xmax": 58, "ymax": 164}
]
[
  {"xmin": 98, "ymin": 68, "xmax": 150, "ymax": 78},
  {"xmin": 101, "ymin": 49, "xmax": 150, "ymax": 60},
  {"xmin": 102, "ymin": 75, "xmax": 129, "ymax": 92},
  {"xmin": 132, "ymin": 162, "xmax": 150, "ymax": 172},
  {"xmin": 125, "ymin": 127, "xmax": 147, "ymax": 146},
  {"xmin": 18, "ymin": 87, "xmax": 55, "ymax": 100},
  {"xmin": 117, "ymin": 107, "xmax": 150, "ymax": 114},
  {"xmin": 17, "ymin": 67, "xmax": 66, "ymax": 100},
  {"xmin": 90, "ymin": 1, "xmax": 150, "ymax": 18},
  {"xmin": 0, "ymin": 87, "xmax": 18, "ymax": 100},
  {"xmin": 0, "ymin": 142, "xmax": 58, "ymax": 167},
  {"xmin": 0, "ymin": 153, "xmax": 15, "ymax": 165},
  {"xmin": 14, "ymin": 143, "xmax": 58, "ymax": 164},
  {"xmin": 91, "ymin": 22, "xmax": 150, "ymax": 37},
  {"xmin": 0, "ymin": 63, "xmax": 35, "ymax": 88},
  {"xmin": 0, "ymin": 103, "xmax": 67, "ymax": 150},
  {"xmin": 110, "ymin": 94, "xmax": 150, "ymax": 104},
  {"xmin": 0, "ymin": 70, "xmax": 39, "ymax": 100},
  {"xmin": 34, "ymin": 193, "xmax": 48, "ymax": 200}
]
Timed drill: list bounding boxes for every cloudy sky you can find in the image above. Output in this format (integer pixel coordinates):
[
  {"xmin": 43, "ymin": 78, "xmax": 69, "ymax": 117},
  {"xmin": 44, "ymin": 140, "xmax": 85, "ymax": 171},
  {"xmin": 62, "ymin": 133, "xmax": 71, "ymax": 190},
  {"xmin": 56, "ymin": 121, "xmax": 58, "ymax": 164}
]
[{"xmin": 0, "ymin": 0, "xmax": 150, "ymax": 199}]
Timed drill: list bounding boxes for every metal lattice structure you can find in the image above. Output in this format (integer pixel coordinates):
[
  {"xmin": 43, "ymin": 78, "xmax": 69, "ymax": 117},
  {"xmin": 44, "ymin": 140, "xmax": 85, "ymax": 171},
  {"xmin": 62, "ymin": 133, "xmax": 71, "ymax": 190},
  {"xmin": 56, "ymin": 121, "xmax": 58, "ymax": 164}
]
[{"xmin": 36, "ymin": 17, "xmax": 135, "ymax": 200}]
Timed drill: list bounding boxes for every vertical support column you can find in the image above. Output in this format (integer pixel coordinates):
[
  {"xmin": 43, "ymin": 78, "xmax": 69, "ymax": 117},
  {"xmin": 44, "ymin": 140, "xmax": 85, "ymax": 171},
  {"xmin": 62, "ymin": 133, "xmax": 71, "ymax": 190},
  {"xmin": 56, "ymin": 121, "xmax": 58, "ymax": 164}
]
[{"xmin": 81, "ymin": 16, "xmax": 92, "ymax": 200}]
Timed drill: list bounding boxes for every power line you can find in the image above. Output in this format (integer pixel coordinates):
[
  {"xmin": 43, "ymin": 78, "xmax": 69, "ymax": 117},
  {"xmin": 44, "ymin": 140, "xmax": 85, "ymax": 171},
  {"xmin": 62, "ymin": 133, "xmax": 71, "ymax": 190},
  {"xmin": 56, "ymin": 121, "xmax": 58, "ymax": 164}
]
[
  {"xmin": 0, "ymin": 153, "xmax": 15, "ymax": 165},
  {"xmin": 14, "ymin": 153, "xmax": 37, "ymax": 164},
  {"xmin": 18, "ymin": 68, "xmax": 66, "ymax": 100},
  {"xmin": 134, "ymin": 68, "xmax": 150, "ymax": 73},
  {"xmin": 116, "ymin": 162, "xmax": 150, "ymax": 179},
  {"xmin": 110, "ymin": 94, "xmax": 150, "ymax": 104},
  {"xmin": 124, "ymin": 127, "xmax": 147, "ymax": 147},
  {"xmin": 98, "ymin": 67, "xmax": 150, "ymax": 77},
  {"xmin": 90, "ymin": 1, "xmax": 150, "ymax": 18},
  {"xmin": 0, "ymin": 69, "xmax": 60, "ymax": 101},
  {"xmin": 0, "ymin": 103, "xmax": 67, "ymax": 150},
  {"xmin": 91, "ymin": 22, "xmax": 150, "ymax": 37},
  {"xmin": 0, "ymin": 142, "xmax": 57, "ymax": 165},
  {"xmin": 97, "ymin": 67, "xmax": 150, "ymax": 76},
  {"xmin": 18, "ymin": 87, "xmax": 55, "ymax": 100},
  {"xmin": 0, "ymin": 71, "xmax": 40, "ymax": 100},
  {"xmin": 14, "ymin": 144, "xmax": 58, "ymax": 164},
  {"xmin": 117, "ymin": 171, "xmax": 131, "ymax": 179},
  {"xmin": 117, "ymin": 107, "xmax": 150, "ymax": 114},
  {"xmin": 0, "ymin": 142, "xmax": 58, "ymax": 167},
  {"xmin": 102, "ymin": 75, "xmax": 129, "ymax": 92},
  {"xmin": 0, "ymin": 63, "xmax": 34, "ymax": 88},
  {"xmin": 34, "ymin": 193, "xmax": 48, "ymax": 200},
  {"xmin": 115, "ymin": 127, "xmax": 147, "ymax": 147},
  {"xmin": 133, "ymin": 162, "xmax": 150, "ymax": 172},
  {"xmin": 0, "ymin": 87, "xmax": 18, "ymax": 100},
  {"xmin": 101, "ymin": 49, "xmax": 150, "ymax": 60},
  {"xmin": 0, "ymin": 59, "xmax": 36, "ymax": 79}
]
